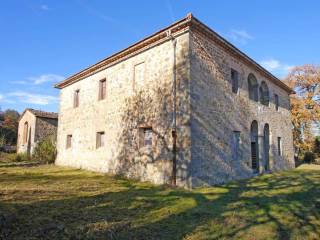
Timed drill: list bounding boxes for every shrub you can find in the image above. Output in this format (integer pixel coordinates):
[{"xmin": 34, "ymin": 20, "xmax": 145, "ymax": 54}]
[
  {"xmin": 32, "ymin": 136, "xmax": 56, "ymax": 164},
  {"xmin": 303, "ymin": 151, "xmax": 316, "ymax": 164},
  {"xmin": 15, "ymin": 153, "xmax": 29, "ymax": 162}
]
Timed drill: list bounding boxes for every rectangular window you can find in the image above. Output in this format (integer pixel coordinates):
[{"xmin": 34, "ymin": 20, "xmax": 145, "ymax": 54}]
[
  {"xmin": 231, "ymin": 69, "xmax": 239, "ymax": 94},
  {"xmin": 98, "ymin": 79, "xmax": 106, "ymax": 100},
  {"xmin": 139, "ymin": 127, "xmax": 152, "ymax": 149},
  {"xmin": 96, "ymin": 131, "xmax": 105, "ymax": 148},
  {"xmin": 233, "ymin": 131, "xmax": 241, "ymax": 161},
  {"xmin": 74, "ymin": 90, "xmax": 80, "ymax": 108},
  {"xmin": 275, "ymin": 94, "xmax": 279, "ymax": 111},
  {"xmin": 66, "ymin": 135, "xmax": 72, "ymax": 149},
  {"xmin": 277, "ymin": 137, "xmax": 282, "ymax": 156},
  {"xmin": 133, "ymin": 62, "xmax": 145, "ymax": 91}
]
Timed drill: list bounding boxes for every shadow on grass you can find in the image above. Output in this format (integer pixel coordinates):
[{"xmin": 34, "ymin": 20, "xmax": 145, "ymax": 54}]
[{"xmin": 0, "ymin": 167, "xmax": 319, "ymax": 240}]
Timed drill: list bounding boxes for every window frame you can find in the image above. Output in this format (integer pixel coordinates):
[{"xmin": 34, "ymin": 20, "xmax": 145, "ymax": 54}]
[
  {"xmin": 231, "ymin": 68, "xmax": 239, "ymax": 94},
  {"xmin": 96, "ymin": 131, "xmax": 105, "ymax": 149},
  {"xmin": 23, "ymin": 121, "xmax": 28, "ymax": 144},
  {"xmin": 259, "ymin": 81, "xmax": 270, "ymax": 106},
  {"xmin": 248, "ymin": 73, "xmax": 259, "ymax": 102},
  {"xmin": 73, "ymin": 89, "xmax": 80, "ymax": 108},
  {"xmin": 66, "ymin": 134, "xmax": 72, "ymax": 149},
  {"xmin": 139, "ymin": 126, "xmax": 153, "ymax": 150},
  {"xmin": 98, "ymin": 78, "xmax": 107, "ymax": 101},
  {"xmin": 275, "ymin": 94, "xmax": 279, "ymax": 111}
]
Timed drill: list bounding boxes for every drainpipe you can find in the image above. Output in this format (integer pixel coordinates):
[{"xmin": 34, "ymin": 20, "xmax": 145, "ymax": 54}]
[{"xmin": 167, "ymin": 30, "xmax": 177, "ymax": 186}]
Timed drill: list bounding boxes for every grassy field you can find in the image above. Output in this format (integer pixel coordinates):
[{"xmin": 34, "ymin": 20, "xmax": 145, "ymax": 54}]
[{"xmin": 0, "ymin": 164, "xmax": 319, "ymax": 240}]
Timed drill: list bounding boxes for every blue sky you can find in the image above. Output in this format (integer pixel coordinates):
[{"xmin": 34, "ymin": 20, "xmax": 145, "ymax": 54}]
[{"xmin": 0, "ymin": 0, "xmax": 320, "ymax": 113}]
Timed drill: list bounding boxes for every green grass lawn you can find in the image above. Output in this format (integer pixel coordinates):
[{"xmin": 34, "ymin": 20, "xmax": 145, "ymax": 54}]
[{"xmin": 0, "ymin": 164, "xmax": 319, "ymax": 240}]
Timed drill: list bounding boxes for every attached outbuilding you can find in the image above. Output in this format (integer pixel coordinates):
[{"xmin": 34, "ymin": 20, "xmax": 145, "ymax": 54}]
[{"xmin": 17, "ymin": 109, "xmax": 58, "ymax": 155}]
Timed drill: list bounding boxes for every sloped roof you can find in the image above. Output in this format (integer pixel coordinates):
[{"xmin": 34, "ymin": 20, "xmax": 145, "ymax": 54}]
[
  {"xmin": 54, "ymin": 13, "xmax": 293, "ymax": 94},
  {"xmin": 20, "ymin": 108, "xmax": 58, "ymax": 121}
]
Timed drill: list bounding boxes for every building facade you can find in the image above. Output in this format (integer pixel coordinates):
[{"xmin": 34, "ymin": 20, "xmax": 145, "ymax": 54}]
[
  {"xmin": 55, "ymin": 14, "xmax": 295, "ymax": 188},
  {"xmin": 17, "ymin": 109, "xmax": 58, "ymax": 155}
]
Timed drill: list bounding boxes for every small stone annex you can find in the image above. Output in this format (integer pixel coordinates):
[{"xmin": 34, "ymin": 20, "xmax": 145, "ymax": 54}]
[
  {"xmin": 17, "ymin": 109, "xmax": 58, "ymax": 155},
  {"xmin": 54, "ymin": 14, "xmax": 295, "ymax": 188}
]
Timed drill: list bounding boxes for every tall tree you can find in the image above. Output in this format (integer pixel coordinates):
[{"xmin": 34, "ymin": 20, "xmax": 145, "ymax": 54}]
[
  {"xmin": 0, "ymin": 109, "xmax": 20, "ymax": 145},
  {"xmin": 284, "ymin": 64, "xmax": 320, "ymax": 154}
]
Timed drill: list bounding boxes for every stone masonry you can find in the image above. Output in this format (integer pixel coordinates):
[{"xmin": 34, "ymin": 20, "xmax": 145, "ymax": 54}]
[
  {"xmin": 17, "ymin": 109, "xmax": 58, "ymax": 154},
  {"xmin": 55, "ymin": 14, "xmax": 295, "ymax": 188}
]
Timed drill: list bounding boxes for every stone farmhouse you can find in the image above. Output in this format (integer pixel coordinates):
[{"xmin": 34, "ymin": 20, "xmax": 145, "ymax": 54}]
[
  {"xmin": 55, "ymin": 14, "xmax": 295, "ymax": 188},
  {"xmin": 17, "ymin": 109, "xmax": 58, "ymax": 155}
]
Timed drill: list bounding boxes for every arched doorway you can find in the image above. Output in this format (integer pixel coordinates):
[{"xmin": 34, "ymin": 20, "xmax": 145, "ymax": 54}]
[
  {"xmin": 263, "ymin": 124, "xmax": 270, "ymax": 171},
  {"xmin": 250, "ymin": 120, "xmax": 259, "ymax": 172}
]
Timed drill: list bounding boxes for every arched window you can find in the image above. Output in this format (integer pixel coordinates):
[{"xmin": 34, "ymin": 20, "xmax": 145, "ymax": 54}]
[
  {"xmin": 23, "ymin": 121, "xmax": 28, "ymax": 144},
  {"xmin": 259, "ymin": 81, "xmax": 269, "ymax": 106},
  {"xmin": 250, "ymin": 120, "xmax": 259, "ymax": 172},
  {"xmin": 248, "ymin": 74, "xmax": 259, "ymax": 102}
]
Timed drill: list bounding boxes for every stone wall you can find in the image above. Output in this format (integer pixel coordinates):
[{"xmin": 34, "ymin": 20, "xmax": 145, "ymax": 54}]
[
  {"xmin": 55, "ymin": 32, "xmax": 191, "ymax": 187},
  {"xmin": 55, "ymin": 25, "xmax": 295, "ymax": 188},
  {"xmin": 189, "ymin": 30, "xmax": 295, "ymax": 186},
  {"xmin": 35, "ymin": 117, "xmax": 58, "ymax": 142}
]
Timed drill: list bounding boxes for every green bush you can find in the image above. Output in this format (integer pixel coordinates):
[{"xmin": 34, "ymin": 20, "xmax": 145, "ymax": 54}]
[
  {"xmin": 303, "ymin": 151, "xmax": 316, "ymax": 164},
  {"xmin": 32, "ymin": 136, "xmax": 56, "ymax": 164},
  {"xmin": 15, "ymin": 153, "xmax": 29, "ymax": 162}
]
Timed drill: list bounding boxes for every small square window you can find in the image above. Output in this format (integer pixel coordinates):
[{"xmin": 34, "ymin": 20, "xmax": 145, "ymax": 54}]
[
  {"xmin": 139, "ymin": 127, "xmax": 153, "ymax": 149},
  {"xmin": 231, "ymin": 69, "xmax": 239, "ymax": 94},
  {"xmin": 98, "ymin": 79, "xmax": 106, "ymax": 100},
  {"xmin": 66, "ymin": 135, "xmax": 72, "ymax": 149},
  {"xmin": 96, "ymin": 132, "xmax": 105, "ymax": 148}
]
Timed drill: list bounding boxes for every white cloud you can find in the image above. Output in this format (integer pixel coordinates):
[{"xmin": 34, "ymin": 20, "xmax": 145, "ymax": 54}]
[
  {"xmin": 228, "ymin": 29, "xmax": 253, "ymax": 44},
  {"xmin": 259, "ymin": 58, "xmax": 294, "ymax": 77},
  {"xmin": 40, "ymin": 5, "xmax": 49, "ymax": 11},
  {"xmin": 11, "ymin": 74, "xmax": 64, "ymax": 85},
  {"xmin": 0, "ymin": 94, "xmax": 14, "ymax": 104},
  {"xmin": 10, "ymin": 80, "xmax": 27, "ymax": 85},
  {"xmin": 28, "ymin": 74, "xmax": 64, "ymax": 85},
  {"xmin": 8, "ymin": 91, "xmax": 58, "ymax": 105}
]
